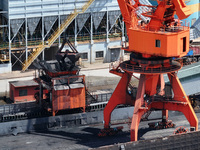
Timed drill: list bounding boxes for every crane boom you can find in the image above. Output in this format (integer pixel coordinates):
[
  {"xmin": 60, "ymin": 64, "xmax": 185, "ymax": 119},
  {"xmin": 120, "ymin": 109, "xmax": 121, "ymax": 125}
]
[
  {"xmin": 117, "ymin": 0, "xmax": 193, "ymax": 58},
  {"xmin": 118, "ymin": 0, "xmax": 192, "ymax": 31}
]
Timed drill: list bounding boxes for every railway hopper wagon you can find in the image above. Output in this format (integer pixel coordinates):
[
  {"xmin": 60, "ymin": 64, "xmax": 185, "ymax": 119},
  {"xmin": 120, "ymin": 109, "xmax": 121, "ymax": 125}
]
[{"xmin": 34, "ymin": 69, "xmax": 86, "ymax": 116}]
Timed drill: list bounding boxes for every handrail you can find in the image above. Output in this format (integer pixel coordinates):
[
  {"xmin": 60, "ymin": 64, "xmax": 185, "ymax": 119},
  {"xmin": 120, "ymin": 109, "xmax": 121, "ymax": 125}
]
[
  {"xmin": 22, "ymin": 0, "xmax": 95, "ymax": 71},
  {"xmin": 136, "ymin": 20, "xmax": 189, "ymax": 33},
  {"xmin": 0, "ymin": 32, "xmax": 121, "ymax": 51},
  {"xmin": 120, "ymin": 60, "xmax": 181, "ymax": 74}
]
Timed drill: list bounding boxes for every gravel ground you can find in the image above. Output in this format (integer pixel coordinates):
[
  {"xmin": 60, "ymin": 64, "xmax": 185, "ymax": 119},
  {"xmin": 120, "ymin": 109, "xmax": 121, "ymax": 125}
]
[{"xmin": 80, "ymin": 68, "xmax": 139, "ymax": 92}]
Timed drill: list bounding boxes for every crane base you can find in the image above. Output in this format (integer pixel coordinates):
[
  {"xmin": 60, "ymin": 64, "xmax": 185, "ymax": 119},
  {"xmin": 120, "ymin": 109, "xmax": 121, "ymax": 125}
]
[
  {"xmin": 120, "ymin": 55, "xmax": 182, "ymax": 74},
  {"xmin": 98, "ymin": 126, "xmax": 123, "ymax": 137},
  {"xmin": 103, "ymin": 69, "xmax": 198, "ymax": 141},
  {"xmin": 148, "ymin": 120, "xmax": 176, "ymax": 130}
]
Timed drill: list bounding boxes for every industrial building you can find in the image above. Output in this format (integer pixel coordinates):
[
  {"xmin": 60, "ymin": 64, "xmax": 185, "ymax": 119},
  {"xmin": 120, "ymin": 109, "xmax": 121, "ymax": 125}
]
[{"xmin": 0, "ymin": 0, "xmax": 199, "ymax": 73}]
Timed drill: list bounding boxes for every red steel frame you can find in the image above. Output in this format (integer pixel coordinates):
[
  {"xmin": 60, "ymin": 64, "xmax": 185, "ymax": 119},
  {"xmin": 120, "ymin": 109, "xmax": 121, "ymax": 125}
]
[
  {"xmin": 104, "ymin": 71, "xmax": 198, "ymax": 141},
  {"xmin": 102, "ymin": 0, "xmax": 198, "ymax": 141}
]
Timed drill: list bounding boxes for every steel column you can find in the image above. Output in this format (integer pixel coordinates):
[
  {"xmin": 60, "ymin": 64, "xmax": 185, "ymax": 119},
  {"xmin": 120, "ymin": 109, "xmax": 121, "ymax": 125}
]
[
  {"xmin": 106, "ymin": 10, "xmax": 110, "ymax": 62},
  {"xmin": 106, "ymin": 10, "xmax": 109, "ymax": 41},
  {"xmin": 25, "ymin": 17, "xmax": 28, "ymax": 61},
  {"xmin": 130, "ymin": 74, "xmax": 146, "ymax": 141},
  {"xmin": 75, "ymin": 16, "xmax": 77, "ymax": 47},
  {"xmin": 25, "ymin": 0, "xmax": 28, "ymax": 61},
  {"xmin": 90, "ymin": 13, "xmax": 93, "ymax": 64},
  {"xmin": 42, "ymin": 16, "xmax": 44, "ymax": 60},
  {"xmin": 8, "ymin": 19, "xmax": 11, "ymax": 64},
  {"xmin": 58, "ymin": 15, "xmax": 61, "ymax": 46},
  {"xmin": 121, "ymin": 20, "xmax": 125, "ymax": 57}
]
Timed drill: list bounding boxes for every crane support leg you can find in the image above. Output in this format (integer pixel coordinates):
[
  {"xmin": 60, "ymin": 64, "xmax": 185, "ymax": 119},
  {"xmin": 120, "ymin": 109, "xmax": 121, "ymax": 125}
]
[
  {"xmin": 131, "ymin": 109, "xmax": 146, "ymax": 141},
  {"xmin": 130, "ymin": 74, "xmax": 147, "ymax": 141},
  {"xmin": 167, "ymin": 72, "xmax": 198, "ymax": 130},
  {"xmin": 162, "ymin": 110, "xmax": 168, "ymax": 121},
  {"xmin": 104, "ymin": 72, "xmax": 132, "ymax": 128},
  {"xmin": 101, "ymin": 61, "xmax": 198, "ymax": 141},
  {"xmin": 151, "ymin": 101, "xmax": 198, "ymax": 130},
  {"xmin": 129, "ymin": 72, "xmax": 198, "ymax": 141}
]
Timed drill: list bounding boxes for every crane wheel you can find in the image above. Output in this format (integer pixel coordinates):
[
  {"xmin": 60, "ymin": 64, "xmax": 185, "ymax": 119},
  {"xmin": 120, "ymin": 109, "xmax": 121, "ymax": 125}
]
[{"xmin": 173, "ymin": 126, "xmax": 188, "ymax": 135}]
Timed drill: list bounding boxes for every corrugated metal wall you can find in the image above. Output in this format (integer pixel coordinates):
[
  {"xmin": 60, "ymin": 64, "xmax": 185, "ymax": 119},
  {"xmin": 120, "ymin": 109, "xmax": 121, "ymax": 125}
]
[{"xmin": 2, "ymin": 0, "xmax": 119, "ymax": 19}]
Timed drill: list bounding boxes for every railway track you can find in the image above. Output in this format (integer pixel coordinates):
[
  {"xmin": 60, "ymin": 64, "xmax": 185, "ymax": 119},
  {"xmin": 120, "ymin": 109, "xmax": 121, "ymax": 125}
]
[
  {"xmin": 1, "ymin": 90, "xmax": 200, "ymax": 123},
  {"xmin": 0, "ymin": 93, "xmax": 112, "ymax": 122},
  {"xmin": 1, "ymin": 91, "xmax": 200, "ymax": 123}
]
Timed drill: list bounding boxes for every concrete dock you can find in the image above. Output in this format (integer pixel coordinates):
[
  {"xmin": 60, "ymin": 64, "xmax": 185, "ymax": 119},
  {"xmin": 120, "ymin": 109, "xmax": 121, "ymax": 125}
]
[{"xmin": 0, "ymin": 110, "xmax": 199, "ymax": 150}]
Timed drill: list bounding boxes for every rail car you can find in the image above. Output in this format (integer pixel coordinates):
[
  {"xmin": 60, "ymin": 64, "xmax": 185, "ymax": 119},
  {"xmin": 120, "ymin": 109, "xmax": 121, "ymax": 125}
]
[
  {"xmin": 0, "ymin": 92, "xmax": 112, "ymax": 122},
  {"xmin": 8, "ymin": 75, "xmax": 112, "ymax": 117},
  {"xmin": 175, "ymin": 46, "xmax": 200, "ymax": 65},
  {"xmin": 186, "ymin": 46, "xmax": 200, "ymax": 63}
]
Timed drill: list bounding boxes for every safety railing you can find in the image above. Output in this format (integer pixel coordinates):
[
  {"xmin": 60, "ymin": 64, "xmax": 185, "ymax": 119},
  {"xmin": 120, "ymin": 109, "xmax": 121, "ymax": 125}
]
[
  {"xmin": 22, "ymin": 0, "xmax": 95, "ymax": 71},
  {"xmin": 98, "ymin": 93, "xmax": 112, "ymax": 102},
  {"xmin": 149, "ymin": 0, "xmax": 191, "ymax": 5},
  {"xmin": 0, "ymin": 31, "xmax": 121, "ymax": 51},
  {"xmin": 0, "ymin": 43, "xmax": 9, "ymax": 50},
  {"xmin": 0, "ymin": 40, "xmax": 42, "ymax": 50},
  {"xmin": 52, "ymin": 75, "xmax": 85, "ymax": 86},
  {"xmin": 0, "ymin": 101, "xmax": 39, "ymax": 116},
  {"xmin": 0, "ymin": 32, "xmax": 121, "ymax": 51},
  {"xmin": 136, "ymin": 20, "xmax": 190, "ymax": 33},
  {"xmin": 120, "ymin": 60, "xmax": 181, "ymax": 74},
  {"xmin": 91, "ymin": 93, "xmax": 112, "ymax": 103}
]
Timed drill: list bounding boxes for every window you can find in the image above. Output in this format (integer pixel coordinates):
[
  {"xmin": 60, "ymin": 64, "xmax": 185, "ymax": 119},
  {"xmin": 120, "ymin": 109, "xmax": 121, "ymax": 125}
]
[
  {"xmin": 80, "ymin": 53, "xmax": 88, "ymax": 60},
  {"xmin": 183, "ymin": 37, "xmax": 186, "ymax": 52},
  {"xmin": 96, "ymin": 51, "xmax": 104, "ymax": 58},
  {"xmin": 19, "ymin": 89, "xmax": 27, "ymax": 96},
  {"xmin": 155, "ymin": 40, "xmax": 161, "ymax": 48},
  {"xmin": 191, "ymin": 18, "xmax": 196, "ymax": 26}
]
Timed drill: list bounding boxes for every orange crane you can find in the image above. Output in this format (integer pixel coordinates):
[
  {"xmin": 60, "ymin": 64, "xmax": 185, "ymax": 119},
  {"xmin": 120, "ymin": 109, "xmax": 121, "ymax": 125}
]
[{"xmin": 98, "ymin": 0, "xmax": 198, "ymax": 141}]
